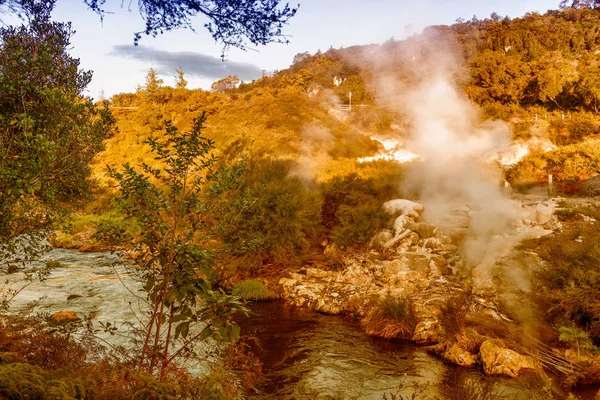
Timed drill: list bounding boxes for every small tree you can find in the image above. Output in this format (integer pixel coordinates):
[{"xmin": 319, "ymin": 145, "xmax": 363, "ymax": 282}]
[
  {"xmin": 558, "ymin": 324, "xmax": 594, "ymax": 356},
  {"xmin": 175, "ymin": 66, "xmax": 187, "ymax": 89},
  {"xmin": 142, "ymin": 68, "xmax": 164, "ymax": 95},
  {"xmin": 107, "ymin": 113, "xmax": 246, "ymax": 376}
]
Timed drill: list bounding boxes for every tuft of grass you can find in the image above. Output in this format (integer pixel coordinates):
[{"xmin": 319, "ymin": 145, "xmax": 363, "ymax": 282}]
[
  {"xmin": 45, "ymin": 260, "xmax": 64, "ymax": 269},
  {"xmin": 361, "ymin": 296, "xmax": 416, "ymax": 339},
  {"xmin": 231, "ymin": 280, "xmax": 277, "ymax": 302}
]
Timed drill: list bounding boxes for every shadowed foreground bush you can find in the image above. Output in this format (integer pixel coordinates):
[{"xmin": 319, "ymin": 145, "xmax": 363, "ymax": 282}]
[
  {"xmin": 0, "ymin": 315, "xmax": 241, "ymax": 399},
  {"xmin": 232, "ymin": 280, "xmax": 277, "ymax": 301}
]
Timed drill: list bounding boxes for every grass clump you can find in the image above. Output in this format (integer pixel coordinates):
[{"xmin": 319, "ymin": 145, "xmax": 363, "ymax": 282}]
[
  {"xmin": 45, "ymin": 260, "xmax": 64, "ymax": 269},
  {"xmin": 361, "ymin": 296, "xmax": 416, "ymax": 339},
  {"xmin": 231, "ymin": 280, "xmax": 277, "ymax": 302}
]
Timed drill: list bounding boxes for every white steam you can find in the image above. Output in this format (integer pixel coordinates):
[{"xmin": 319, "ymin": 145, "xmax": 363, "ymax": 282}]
[
  {"xmin": 291, "ymin": 123, "xmax": 333, "ymax": 183},
  {"xmin": 357, "ymin": 32, "xmax": 521, "ymax": 268}
]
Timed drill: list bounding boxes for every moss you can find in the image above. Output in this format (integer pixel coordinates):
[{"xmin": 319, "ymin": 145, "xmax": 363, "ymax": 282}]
[{"xmin": 231, "ymin": 280, "xmax": 277, "ymax": 302}]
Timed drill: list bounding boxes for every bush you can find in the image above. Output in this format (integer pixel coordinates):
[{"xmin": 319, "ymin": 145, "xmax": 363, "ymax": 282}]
[
  {"xmin": 209, "ymin": 160, "xmax": 322, "ymax": 265},
  {"xmin": 320, "ymin": 173, "xmax": 397, "ymax": 247},
  {"xmin": 231, "ymin": 280, "xmax": 277, "ymax": 302},
  {"xmin": 527, "ymin": 221, "xmax": 600, "ymax": 341}
]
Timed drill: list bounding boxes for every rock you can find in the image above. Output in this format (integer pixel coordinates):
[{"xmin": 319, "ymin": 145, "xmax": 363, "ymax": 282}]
[
  {"xmin": 306, "ymin": 268, "xmax": 332, "ymax": 279},
  {"xmin": 442, "ymin": 343, "xmax": 477, "ymax": 368},
  {"xmin": 421, "ymin": 237, "xmax": 447, "ymax": 251},
  {"xmin": 413, "ymin": 222, "xmax": 437, "ymax": 239},
  {"xmin": 314, "ymin": 297, "xmax": 342, "ymax": 315},
  {"xmin": 50, "ymin": 311, "xmax": 80, "ymax": 324},
  {"xmin": 397, "ymin": 253, "xmax": 430, "ymax": 273},
  {"xmin": 479, "ymin": 340, "xmax": 536, "ymax": 378},
  {"xmin": 407, "ymin": 232, "xmax": 420, "ymax": 245},
  {"xmin": 393, "ymin": 215, "xmax": 415, "ymax": 236},
  {"xmin": 66, "ymin": 294, "xmax": 83, "ymax": 302},
  {"xmin": 534, "ymin": 203, "xmax": 555, "ymax": 225},
  {"xmin": 370, "ymin": 230, "xmax": 394, "ymax": 250},
  {"xmin": 412, "ymin": 319, "xmax": 442, "ymax": 344},
  {"xmin": 383, "ymin": 199, "xmax": 424, "ymax": 218},
  {"xmin": 324, "ymin": 243, "xmax": 342, "ymax": 259}
]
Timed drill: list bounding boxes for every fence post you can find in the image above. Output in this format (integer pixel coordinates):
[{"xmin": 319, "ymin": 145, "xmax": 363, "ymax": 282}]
[{"xmin": 548, "ymin": 174, "xmax": 554, "ymax": 197}]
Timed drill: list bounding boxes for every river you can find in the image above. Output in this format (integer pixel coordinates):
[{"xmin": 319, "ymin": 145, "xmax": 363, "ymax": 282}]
[{"xmin": 2, "ymin": 249, "xmax": 598, "ymax": 399}]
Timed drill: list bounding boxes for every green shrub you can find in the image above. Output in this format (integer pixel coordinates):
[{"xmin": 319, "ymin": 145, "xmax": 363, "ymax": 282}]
[
  {"xmin": 209, "ymin": 160, "xmax": 322, "ymax": 264},
  {"xmin": 231, "ymin": 280, "xmax": 277, "ymax": 302},
  {"xmin": 320, "ymin": 173, "xmax": 394, "ymax": 247}
]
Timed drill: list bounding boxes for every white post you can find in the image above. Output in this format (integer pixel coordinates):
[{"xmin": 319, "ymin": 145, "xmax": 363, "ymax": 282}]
[
  {"xmin": 548, "ymin": 174, "xmax": 553, "ymax": 197},
  {"xmin": 348, "ymin": 92, "xmax": 352, "ymax": 111}
]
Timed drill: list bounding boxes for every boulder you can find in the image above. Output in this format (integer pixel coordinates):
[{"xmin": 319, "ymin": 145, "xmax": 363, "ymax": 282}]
[
  {"xmin": 412, "ymin": 319, "xmax": 442, "ymax": 344},
  {"xmin": 413, "ymin": 222, "xmax": 437, "ymax": 239},
  {"xmin": 534, "ymin": 203, "xmax": 554, "ymax": 225},
  {"xmin": 479, "ymin": 340, "xmax": 536, "ymax": 378},
  {"xmin": 306, "ymin": 268, "xmax": 332, "ymax": 279},
  {"xmin": 442, "ymin": 343, "xmax": 477, "ymax": 368},
  {"xmin": 370, "ymin": 230, "xmax": 394, "ymax": 250},
  {"xmin": 393, "ymin": 215, "xmax": 415, "ymax": 236},
  {"xmin": 50, "ymin": 311, "xmax": 80, "ymax": 324},
  {"xmin": 383, "ymin": 199, "xmax": 424, "ymax": 218}
]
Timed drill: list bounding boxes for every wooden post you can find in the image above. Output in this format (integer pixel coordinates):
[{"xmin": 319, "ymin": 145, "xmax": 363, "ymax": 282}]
[
  {"xmin": 548, "ymin": 174, "xmax": 553, "ymax": 197},
  {"xmin": 535, "ymin": 114, "xmax": 538, "ymax": 121}
]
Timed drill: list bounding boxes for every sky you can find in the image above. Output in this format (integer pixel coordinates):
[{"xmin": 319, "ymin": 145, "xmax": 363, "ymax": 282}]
[{"xmin": 25, "ymin": 0, "xmax": 563, "ymax": 98}]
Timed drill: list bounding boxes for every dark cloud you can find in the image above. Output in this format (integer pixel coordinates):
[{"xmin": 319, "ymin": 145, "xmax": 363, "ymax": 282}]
[{"xmin": 110, "ymin": 45, "xmax": 262, "ymax": 81}]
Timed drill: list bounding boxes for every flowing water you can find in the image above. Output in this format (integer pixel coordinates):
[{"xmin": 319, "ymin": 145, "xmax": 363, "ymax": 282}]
[
  {"xmin": 238, "ymin": 302, "xmax": 551, "ymax": 400},
  {"xmin": 3, "ymin": 249, "xmax": 598, "ymax": 399}
]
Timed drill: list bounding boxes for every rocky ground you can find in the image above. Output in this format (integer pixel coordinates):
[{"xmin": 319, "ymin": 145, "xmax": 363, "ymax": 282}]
[{"xmin": 275, "ymin": 196, "xmax": 600, "ymax": 385}]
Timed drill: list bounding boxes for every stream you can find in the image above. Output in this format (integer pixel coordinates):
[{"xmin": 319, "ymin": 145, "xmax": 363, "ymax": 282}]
[{"xmin": 2, "ymin": 249, "xmax": 598, "ymax": 399}]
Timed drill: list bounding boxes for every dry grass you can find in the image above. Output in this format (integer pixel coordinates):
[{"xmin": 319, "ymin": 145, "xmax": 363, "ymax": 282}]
[{"xmin": 361, "ymin": 297, "xmax": 416, "ymax": 340}]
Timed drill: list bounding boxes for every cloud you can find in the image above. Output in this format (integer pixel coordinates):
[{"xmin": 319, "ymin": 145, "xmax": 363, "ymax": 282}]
[{"xmin": 110, "ymin": 45, "xmax": 263, "ymax": 81}]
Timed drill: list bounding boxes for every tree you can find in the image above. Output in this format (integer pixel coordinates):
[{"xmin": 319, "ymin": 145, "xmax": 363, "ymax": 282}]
[
  {"xmin": 1, "ymin": 0, "xmax": 299, "ymax": 56},
  {"xmin": 106, "ymin": 114, "xmax": 247, "ymax": 377},
  {"xmin": 577, "ymin": 56, "xmax": 600, "ymax": 112},
  {"xmin": 559, "ymin": 0, "xmax": 599, "ymax": 9},
  {"xmin": 174, "ymin": 66, "xmax": 187, "ymax": 89},
  {"xmin": 211, "ymin": 74, "xmax": 240, "ymax": 91},
  {"xmin": 531, "ymin": 51, "xmax": 578, "ymax": 108},
  {"xmin": 292, "ymin": 51, "xmax": 311, "ymax": 65},
  {"xmin": 0, "ymin": 0, "xmax": 115, "ymax": 248},
  {"xmin": 142, "ymin": 67, "xmax": 164, "ymax": 95}
]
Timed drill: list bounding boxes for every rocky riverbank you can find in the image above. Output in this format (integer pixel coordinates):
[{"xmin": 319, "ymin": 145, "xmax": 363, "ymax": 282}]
[{"xmin": 274, "ymin": 197, "xmax": 600, "ymax": 387}]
